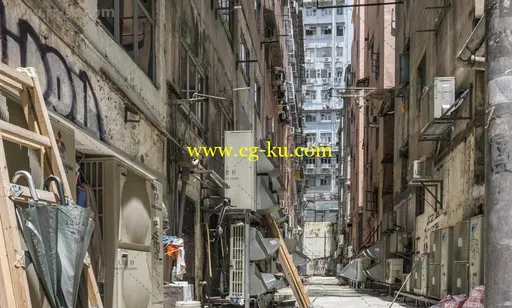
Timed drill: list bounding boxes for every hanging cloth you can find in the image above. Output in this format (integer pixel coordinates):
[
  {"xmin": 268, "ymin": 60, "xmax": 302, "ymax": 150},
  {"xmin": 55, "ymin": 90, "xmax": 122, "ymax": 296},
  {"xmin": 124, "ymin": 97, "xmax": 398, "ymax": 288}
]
[{"xmin": 76, "ymin": 172, "xmax": 87, "ymax": 208}]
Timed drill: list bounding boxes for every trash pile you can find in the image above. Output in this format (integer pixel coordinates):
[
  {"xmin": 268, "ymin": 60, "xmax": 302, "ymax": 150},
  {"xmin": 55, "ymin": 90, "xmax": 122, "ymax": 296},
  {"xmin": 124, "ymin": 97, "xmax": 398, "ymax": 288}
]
[{"xmin": 430, "ymin": 285, "xmax": 484, "ymax": 308}]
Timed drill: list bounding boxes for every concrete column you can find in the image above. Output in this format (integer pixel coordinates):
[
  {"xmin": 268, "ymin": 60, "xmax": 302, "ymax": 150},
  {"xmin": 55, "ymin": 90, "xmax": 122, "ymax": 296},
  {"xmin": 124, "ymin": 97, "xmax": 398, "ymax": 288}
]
[{"xmin": 485, "ymin": 0, "xmax": 512, "ymax": 305}]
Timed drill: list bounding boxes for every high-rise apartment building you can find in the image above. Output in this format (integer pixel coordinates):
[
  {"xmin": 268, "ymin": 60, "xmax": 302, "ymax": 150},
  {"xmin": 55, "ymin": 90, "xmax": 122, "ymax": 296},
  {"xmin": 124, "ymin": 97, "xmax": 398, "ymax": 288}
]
[
  {"xmin": 302, "ymin": 0, "xmax": 353, "ymax": 222},
  {"xmin": 300, "ymin": 0, "xmax": 354, "ymax": 276}
]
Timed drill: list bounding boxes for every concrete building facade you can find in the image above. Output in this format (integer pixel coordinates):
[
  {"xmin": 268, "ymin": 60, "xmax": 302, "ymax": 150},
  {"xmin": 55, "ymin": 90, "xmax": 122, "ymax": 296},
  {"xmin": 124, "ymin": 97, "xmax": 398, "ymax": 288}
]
[
  {"xmin": 300, "ymin": 0, "xmax": 354, "ymax": 276},
  {"xmin": 345, "ymin": 0, "xmax": 395, "ymax": 255},
  {"xmin": 0, "ymin": 0, "xmax": 305, "ymax": 306},
  {"xmin": 341, "ymin": 0, "xmax": 486, "ymax": 299}
]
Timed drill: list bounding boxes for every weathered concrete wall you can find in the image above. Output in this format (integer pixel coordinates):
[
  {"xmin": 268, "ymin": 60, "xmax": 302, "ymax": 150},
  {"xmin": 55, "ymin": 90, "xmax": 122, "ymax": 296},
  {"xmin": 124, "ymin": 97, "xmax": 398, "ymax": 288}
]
[
  {"xmin": 303, "ymin": 222, "xmax": 335, "ymax": 275},
  {"xmin": 393, "ymin": 0, "xmax": 485, "ymax": 256},
  {"xmin": 347, "ymin": 0, "xmax": 396, "ymax": 252},
  {"xmin": 0, "ymin": 0, "xmax": 166, "ymax": 173}
]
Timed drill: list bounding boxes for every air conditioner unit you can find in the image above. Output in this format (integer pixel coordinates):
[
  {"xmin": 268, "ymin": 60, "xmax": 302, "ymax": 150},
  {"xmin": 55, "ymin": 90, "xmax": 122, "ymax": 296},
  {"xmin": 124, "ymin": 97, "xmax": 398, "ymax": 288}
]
[
  {"xmin": 225, "ymin": 131, "xmax": 257, "ymax": 211},
  {"xmin": 385, "ymin": 259, "xmax": 404, "ymax": 284},
  {"xmin": 229, "ymin": 223, "xmax": 246, "ymax": 298},
  {"xmin": 288, "ymin": 126, "xmax": 295, "ymax": 134},
  {"xmin": 387, "ymin": 231, "xmax": 408, "ymax": 254},
  {"xmin": 469, "ymin": 215, "xmax": 485, "ymax": 290},
  {"xmin": 420, "ymin": 77, "xmax": 456, "ymax": 133},
  {"xmin": 81, "ymin": 158, "xmax": 164, "ymax": 308},
  {"xmin": 283, "ymin": 207, "xmax": 289, "ymax": 215},
  {"xmin": 336, "ymin": 57, "xmax": 342, "ymax": 62},
  {"xmin": 412, "ymin": 254, "xmax": 429, "ymax": 296},
  {"xmin": 280, "ymin": 200, "xmax": 286, "ymax": 209},
  {"xmin": 324, "ymin": 57, "xmax": 330, "ymax": 62},
  {"xmin": 407, "ymin": 159, "xmax": 434, "ymax": 184}
]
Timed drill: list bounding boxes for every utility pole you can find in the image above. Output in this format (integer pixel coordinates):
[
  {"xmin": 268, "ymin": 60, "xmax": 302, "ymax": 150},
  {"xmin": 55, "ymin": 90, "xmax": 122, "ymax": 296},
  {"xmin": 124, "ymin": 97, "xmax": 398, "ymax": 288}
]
[{"xmin": 485, "ymin": 0, "xmax": 512, "ymax": 306}]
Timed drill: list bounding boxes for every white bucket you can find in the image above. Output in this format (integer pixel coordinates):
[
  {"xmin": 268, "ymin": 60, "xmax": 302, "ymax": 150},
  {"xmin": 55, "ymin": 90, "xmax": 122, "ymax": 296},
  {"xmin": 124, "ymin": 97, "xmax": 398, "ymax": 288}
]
[{"xmin": 174, "ymin": 301, "xmax": 201, "ymax": 308}]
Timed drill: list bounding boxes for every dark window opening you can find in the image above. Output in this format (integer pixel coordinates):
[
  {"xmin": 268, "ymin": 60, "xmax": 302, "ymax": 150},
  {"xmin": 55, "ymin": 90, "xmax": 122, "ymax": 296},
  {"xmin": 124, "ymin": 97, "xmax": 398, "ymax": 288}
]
[
  {"xmin": 415, "ymin": 186, "xmax": 425, "ymax": 216},
  {"xmin": 98, "ymin": 0, "xmax": 156, "ymax": 80}
]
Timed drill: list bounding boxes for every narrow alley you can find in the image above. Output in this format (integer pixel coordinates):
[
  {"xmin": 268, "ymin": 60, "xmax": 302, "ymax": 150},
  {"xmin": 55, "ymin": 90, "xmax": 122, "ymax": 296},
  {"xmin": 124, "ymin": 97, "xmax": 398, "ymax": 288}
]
[{"xmin": 277, "ymin": 277, "xmax": 412, "ymax": 308}]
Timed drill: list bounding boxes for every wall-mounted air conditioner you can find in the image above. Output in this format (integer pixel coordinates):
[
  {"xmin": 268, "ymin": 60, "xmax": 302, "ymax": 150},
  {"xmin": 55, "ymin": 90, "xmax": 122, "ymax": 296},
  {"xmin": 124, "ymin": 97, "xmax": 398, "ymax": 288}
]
[
  {"xmin": 225, "ymin": 131, "xmax": 257, "ymax": 211},
  {"xmin": 407, "ymin": 159, "xmax": 434, "ymax": 184},
  {"xmin": 452, "ymin": 219, "xmax": 470, "ymax": 294},
  {"xmin": 385, "ymin": 259, "xmax": 404, "ymax": 284},
  {"xmin": 324, "ymin": 57, "xmax": 331, "ymax": 62},
  {"xmin": 229, "ymin": 223, "xmax": 246, "ymax": 298},
  {"xmin": 420, "ymin": 77, "xmax": 456, "ymax": 132},
  {"xmin": 469, "ymin": 215, "xmax": 484, "ymax": 290},
  {"xmin": 429, "ymin": 227, "xmax": 454, "ymax": 299},
  {"xmin": 280, "ymin": 200, "xmax": 286, "ymax": 209},
  {"xmin": 387, "ymin": 231, "xmax": 407, "ymax": 254},
  {"xmin": 81, "ymin": 158, "xmax": 164, "ymax": 308},
  {"xmin": 412, "ymin": 254, "xmax": 429, "ymax": 296}
]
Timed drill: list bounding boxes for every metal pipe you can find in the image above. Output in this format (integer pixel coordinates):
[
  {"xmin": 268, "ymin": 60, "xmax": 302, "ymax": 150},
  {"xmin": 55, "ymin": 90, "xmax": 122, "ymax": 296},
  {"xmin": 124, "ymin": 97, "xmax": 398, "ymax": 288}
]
[
  {"xmin": 315, "ymin": 1, "xmax": 404, "ymax": 10},
  {"xmin": 485, "ymin": 0, "xmax": 512, "ymax": 305},
  {"xmin": 312, "ymin": 1, "xmax": 403, "ymax": 9},
  {"xmin": 177, "ymin": 167, "xmax": 190, "ymax": 237}
]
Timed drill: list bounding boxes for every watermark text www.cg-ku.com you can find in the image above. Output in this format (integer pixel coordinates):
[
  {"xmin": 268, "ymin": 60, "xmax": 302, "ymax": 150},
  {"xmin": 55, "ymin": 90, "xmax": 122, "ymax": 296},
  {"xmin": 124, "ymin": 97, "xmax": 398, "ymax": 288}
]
[{"xmin": 187, "ymin": 141, "xmax": 332, "ymax": 162}]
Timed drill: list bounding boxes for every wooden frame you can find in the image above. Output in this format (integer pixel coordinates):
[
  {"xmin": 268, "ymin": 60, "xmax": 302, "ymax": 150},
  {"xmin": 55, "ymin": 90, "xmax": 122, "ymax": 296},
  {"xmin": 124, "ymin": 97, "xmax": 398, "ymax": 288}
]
[{"xmin": 0, "ymin": 64, "xmax": 103, "ymax": 308}]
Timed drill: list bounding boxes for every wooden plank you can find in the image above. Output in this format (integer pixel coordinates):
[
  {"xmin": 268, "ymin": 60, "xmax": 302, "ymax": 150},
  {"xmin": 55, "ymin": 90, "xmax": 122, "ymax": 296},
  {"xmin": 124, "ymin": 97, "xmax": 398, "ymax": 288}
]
[
  {"xmin": 0, "ymin": 177, "xmax": 18, "ymax": 308},
  {"xmin": 0, "ymin": 74, "xmax": 24, "ymax": 92},
  {"xmin": 8, "ymin": 185, "xmax": 61, "ymax": 204},
  {"xmin": 13, "ymin": 68, "xmax": 103, "ymax": 308},
  {"xmin": 86, "ymin": 264, "xmax": 103, "ymax": 308},
  {"xmin": 0, "ymin": 63, "xmax": 34, "ymax": 88},
  {"xmin": 26, "ymin": 73, "xmax": 72, "ymax": 198},
  {"xmin": 265, "ymin": 215, "xmax": 311, "ymax": 308},
  {"xmin": 0, "ymin": 119, "xmax": 52, "ymax": 149},
  {"xmin": 0, "ymin": 135, "xmax": 32, "ymax": 307}
]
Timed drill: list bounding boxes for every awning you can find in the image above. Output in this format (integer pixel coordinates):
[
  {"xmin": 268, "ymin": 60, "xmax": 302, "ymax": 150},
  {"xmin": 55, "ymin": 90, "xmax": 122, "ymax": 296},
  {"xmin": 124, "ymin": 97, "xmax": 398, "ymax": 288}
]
[{"xmin": 457, "ymin": 14, "xmax": 485, "ymax": 70}]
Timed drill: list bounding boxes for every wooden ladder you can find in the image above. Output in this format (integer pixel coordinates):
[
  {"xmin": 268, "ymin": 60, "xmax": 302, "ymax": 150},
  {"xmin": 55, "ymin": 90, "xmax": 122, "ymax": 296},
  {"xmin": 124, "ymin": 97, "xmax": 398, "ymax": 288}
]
[
  {"xmin": 0, "ymin": 63, "xmax": 103, "ymax": 308},
  {"xmin": 265, "ymin": 215, "xmax": 312, "ymax": 308}
]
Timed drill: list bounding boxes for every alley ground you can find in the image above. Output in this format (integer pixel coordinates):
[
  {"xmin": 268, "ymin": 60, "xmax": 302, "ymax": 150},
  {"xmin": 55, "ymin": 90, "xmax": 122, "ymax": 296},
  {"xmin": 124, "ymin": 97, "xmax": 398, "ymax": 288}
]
[{"xmin": 276, "ymin": 277, "xmax": 413, "ymax": 308}]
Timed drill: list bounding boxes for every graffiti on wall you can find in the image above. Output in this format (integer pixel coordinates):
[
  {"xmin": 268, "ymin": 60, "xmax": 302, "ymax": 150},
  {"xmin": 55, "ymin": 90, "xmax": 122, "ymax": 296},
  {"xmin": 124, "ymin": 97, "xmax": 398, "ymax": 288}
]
[{"xmin": 0, "ymin": 0, "xmax": 106, "ymax": 141}]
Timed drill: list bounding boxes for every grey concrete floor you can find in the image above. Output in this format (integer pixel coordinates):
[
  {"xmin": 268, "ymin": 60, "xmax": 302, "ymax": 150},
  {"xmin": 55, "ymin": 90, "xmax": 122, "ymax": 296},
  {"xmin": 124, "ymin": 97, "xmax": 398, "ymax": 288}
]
[{"xmin": 276, "ymin": 277, "xmax": 414, "ymax": 308}]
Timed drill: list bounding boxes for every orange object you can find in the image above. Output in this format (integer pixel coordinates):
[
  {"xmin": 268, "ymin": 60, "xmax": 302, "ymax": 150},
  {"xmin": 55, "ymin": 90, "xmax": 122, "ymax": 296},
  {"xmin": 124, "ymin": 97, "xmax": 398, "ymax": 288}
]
[{"xmin": 166, "ymin": 245, "xmax": 181, "ymax": 258}]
